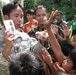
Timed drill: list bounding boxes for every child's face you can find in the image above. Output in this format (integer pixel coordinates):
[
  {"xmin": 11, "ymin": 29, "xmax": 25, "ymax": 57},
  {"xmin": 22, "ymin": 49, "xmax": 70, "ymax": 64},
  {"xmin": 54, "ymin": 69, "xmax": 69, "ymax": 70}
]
[
  {"xmin": 61, "ymin": 56, "xmax": 74, "ymax": 73},
  {"xmin": 26, "ymin": 14, "xmax": 34, "ymax": 21},
  {"xmin": 6, "ymin": 6, "xmax": 23, "ymax": 29}
]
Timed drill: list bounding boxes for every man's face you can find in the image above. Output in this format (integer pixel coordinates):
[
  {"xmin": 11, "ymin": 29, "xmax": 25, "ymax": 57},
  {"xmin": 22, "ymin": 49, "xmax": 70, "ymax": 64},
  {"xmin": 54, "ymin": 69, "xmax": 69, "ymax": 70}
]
[
  {"xmin": 4, "ymin": 6, "xmax": 23, "ymax": 29},
  {"xmin": 35, "ymin": 8, "xmax": 48, "ymax": 27},
  {"xmin": 55, "ymin": 12, "xmax": 62, "ymax": 21}
]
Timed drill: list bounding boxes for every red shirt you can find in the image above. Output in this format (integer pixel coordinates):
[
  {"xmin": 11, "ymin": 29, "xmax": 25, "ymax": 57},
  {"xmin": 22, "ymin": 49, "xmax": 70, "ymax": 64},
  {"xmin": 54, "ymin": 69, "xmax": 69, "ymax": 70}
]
[{"xmin": 23, "ymin": 19, "xmax": 38, "ymax": 33}]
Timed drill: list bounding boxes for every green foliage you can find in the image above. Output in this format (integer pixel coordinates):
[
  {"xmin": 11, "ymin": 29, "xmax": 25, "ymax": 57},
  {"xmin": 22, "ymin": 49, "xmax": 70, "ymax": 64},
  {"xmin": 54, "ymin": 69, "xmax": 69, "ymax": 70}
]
[
  {"xmin": 0, "ymin": 0, "xmax": 76, "ymax": 24},
  {"xmin": 23, "ymin": 0, "xmax": 76, "ymax": 23},
  {"xmin": 24, "ymin": 0, "xmax": 35, "ymax": 10},
  {"xmin": 0, "ymin": 11, "xmax": 3, "ymax": 25}
]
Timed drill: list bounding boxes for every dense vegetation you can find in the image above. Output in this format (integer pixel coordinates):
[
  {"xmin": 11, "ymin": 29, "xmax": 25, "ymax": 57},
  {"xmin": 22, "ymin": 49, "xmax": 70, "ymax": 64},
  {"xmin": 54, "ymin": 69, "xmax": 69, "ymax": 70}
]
[
  {"xmin": 0, "ymin": 0, "xmax": 76, "ymax": 25},
  {"xmin": 23, "ymin": 0, "xmax": 76, "ymax": 23}
]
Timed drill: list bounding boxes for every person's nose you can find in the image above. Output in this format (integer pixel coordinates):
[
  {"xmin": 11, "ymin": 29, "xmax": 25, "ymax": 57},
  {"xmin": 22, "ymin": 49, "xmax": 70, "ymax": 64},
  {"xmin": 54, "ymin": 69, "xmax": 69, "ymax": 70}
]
[
  {"xmin": 18, "ymin": 17, "xmax": 22, "ymax": 23},
  {"xmin": 40, "ymin": 15, "xmax": 44, "ymax": 19}
]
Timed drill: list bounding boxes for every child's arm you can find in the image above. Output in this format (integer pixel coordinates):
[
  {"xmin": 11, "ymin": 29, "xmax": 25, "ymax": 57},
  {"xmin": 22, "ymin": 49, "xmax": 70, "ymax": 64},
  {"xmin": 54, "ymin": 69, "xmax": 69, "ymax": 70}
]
[
  {"xmin": 39, "ymin": 48, "xmax": 54, "ymax": 72},
  {"xmin": 45, "ymin": 11, "xmax": 66, "ymax": 63},
  {"xmin": 38, "ymin": 48, "xmax": 54, "ymax": 74}
]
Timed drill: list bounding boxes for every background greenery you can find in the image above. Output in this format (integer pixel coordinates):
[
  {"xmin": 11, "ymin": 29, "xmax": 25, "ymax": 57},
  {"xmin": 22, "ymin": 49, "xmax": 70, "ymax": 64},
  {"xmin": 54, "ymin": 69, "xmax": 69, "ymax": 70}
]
[
  {"xmin": 0, "ymin": 0, "xmax": 76, "ymax": 25},
  {"xmin": 23, "ymin": 0, "xmax": 76, "ymax": 23}
]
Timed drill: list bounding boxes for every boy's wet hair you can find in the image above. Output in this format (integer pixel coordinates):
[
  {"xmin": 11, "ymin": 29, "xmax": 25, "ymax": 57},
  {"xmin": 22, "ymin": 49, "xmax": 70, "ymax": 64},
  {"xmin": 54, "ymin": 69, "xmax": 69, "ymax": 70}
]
[
  {"xmin": 9, "ymin": 51, "xmax": 44, "ymax": 75},
  {"xmin": 59, "ymin": 40, "xmax": 74, "ymax": 56}
]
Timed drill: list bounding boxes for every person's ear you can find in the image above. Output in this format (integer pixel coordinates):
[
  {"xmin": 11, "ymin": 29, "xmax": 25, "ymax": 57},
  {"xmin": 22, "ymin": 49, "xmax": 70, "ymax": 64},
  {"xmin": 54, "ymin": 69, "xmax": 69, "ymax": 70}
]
[{"xmin": 3, "ymin": 15, "xmax": 9, "ymax": 20}]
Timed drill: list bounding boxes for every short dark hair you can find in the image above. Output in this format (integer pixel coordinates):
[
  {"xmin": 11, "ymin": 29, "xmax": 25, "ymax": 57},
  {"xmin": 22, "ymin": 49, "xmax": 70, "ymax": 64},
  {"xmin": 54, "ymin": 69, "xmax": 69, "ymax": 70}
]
[
  {"xmin": 56, "ymin": 10, "xmax": 63, "ymax": 15},
  {"xmin": 59, "ymin": 40, "xmax": 74, "ymax": 56},
  {"xmin": 35, "ymin": 5, "xmax": 47, "ymax": 14},
  {"xmin": 2, "ymin": 1, "xmax": 24, "ymax": 16},
  {"xmin": 26, "ymin": 9, "xmax": 35, "ymax": 15},
  {"xmin": 74, "ymin": 15, "xmax": 76, "ymax": 18},
  {"xmin": 9, "ymin": 51, "xmax": 44, "ymax": 75}
]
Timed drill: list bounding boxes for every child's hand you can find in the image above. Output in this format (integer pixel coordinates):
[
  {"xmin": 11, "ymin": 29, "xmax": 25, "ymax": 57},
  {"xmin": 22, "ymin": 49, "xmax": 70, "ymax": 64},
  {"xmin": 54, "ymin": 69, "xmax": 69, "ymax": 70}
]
[
  {"xmin": 39, "ymin": 48, "xmax": 53, "ymax": 66},
  {"xmin": 45, "ymin": 10, "xmax": 58, "ymax": 29},
  {"xmin": 53, "ymin": 62, "xmax": 66, "ymax": 72}
]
